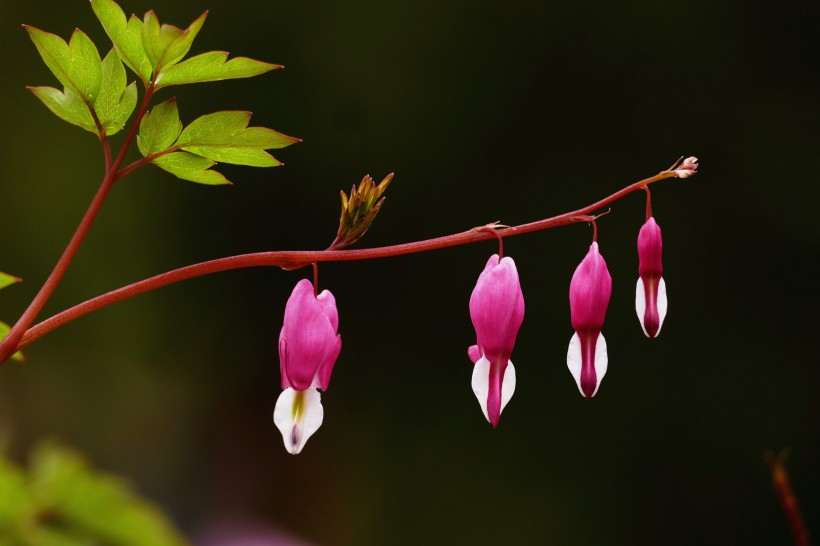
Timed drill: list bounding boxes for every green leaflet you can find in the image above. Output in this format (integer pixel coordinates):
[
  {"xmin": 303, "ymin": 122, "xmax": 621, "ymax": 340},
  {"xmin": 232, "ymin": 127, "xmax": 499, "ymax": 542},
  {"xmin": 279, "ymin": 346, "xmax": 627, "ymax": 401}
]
[
  {"xmin": 152, "ymin": 152, "xmax": 230, "ymax": 185},
  {"xmin": 94, "ymin": 50, "xmax": 138, "ymax": 136},
  {"xmin": 0, "ymin": 271, "xmax": 21, "ymax": 291},
  {"xmin": 66, "ymin": 30, "xmax": 102, "ymax": 101},
  {"xmin": 25, "ymin": 26, "xmax": 101, "ymax": 101},
  {"xmin": 175, "ymin": 111, "xmax": 298, "ymax": 166},
  {"xmin": 157, "ymin": 51, "xmax": 279, "ymax": 88},
  {"xmin": 141, "ymin": 11, "xmax": 175, "ymax": 69},
  {"xmin": 161, "ymin": 12, "xmax": 207, "ymax": 68},
  {"xmin": 137, "ymin": 98, "xmax": 182, "ymax": 156},
  {"xmin": 29, "ymin": 86, "xmax": 96, "ymax": 132},
  {"xmin": 181, "ymin": 146, "xmax": 281, "ymax": 167},
  {"xmin": 135, "ymin": 106, "xmax": 298, "ymax": 185},
  {"xmin": 90, "ymin": 0, "xmax": 153, "ymax": 82},
  {"xmin": 141, "ymin": 10, "xmax": 207, "ymax": 73},
  {"xmin": 176, "ymin": 111, "xmax": 252, "ymax": 146},
  {"xmin": 147, "ymin": 110, "xmax": 299, "ymax": 182}
]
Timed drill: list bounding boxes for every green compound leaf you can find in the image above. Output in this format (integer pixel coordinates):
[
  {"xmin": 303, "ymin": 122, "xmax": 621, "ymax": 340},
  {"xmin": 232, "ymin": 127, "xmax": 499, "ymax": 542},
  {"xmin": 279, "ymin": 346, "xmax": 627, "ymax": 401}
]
[
  {"xmin": 27, "ymin": 443, "xmax": 186, "ymax": 546},
  {"xmin": 0, "ymin": 272, "xmax": 21, "ymax": 291},
  {"xmin": 175, "ymin": 111, "xmax": 299, "ymax": 167},
  {"xmin": 95, "ymin": 50, "xmax": 137, "ymax": 136},
  {"xmin": 25, "ymin": 26, "xmax": 140, "ymax": 137},
  {"xmin": 137, "ymin": 98, "xmax": 182, "ymax": 156},
  {"xmin": 28, "ymin": 86, "xmax": 96, "ymax": 133},
  {"xmin": 91, "ymin": 0, "xmax": 153, "ymax": 82},
  {"xmin": 157, "ymin": 51, "xmax": 280, "ymax": 88},
  {"xmin": 152, "ymin": 152, "xmax": 230, "ymax": 185},
  {"xmin": 0, "ymin": 322, "xmax": 24, "ymax": 363},
  {"xmin": 25, "ymin": 26, "xmax": 102, "ymax": 101}
]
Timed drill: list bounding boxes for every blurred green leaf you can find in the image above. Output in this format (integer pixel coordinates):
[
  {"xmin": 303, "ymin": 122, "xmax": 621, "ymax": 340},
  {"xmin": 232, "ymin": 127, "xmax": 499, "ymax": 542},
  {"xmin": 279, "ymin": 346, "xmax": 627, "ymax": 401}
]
[
  {"xmin": 25, "ymin": 528, "xmax": 95, "ymax": 546},
  {"xmin": 95, "ymin": 50, "xmax": 137, "ymax": 136},
  {"xmin": 137, "ymin": 98, "xmax": 182, "ymax": 156},
  {"xmin": 0, "ymin": 457, "xmax": 31, "ymax": 530},
  {"xmin": 152, "ymin": 152, "xmax": 230, "ymax": 185},
  {"xmin": 28, "ymin": 86, "xmax": 96, "ymax": 133},
  {"xmin": 91, "ymin": 0, "xmax": 153, "ymax": 82},
  {"xmin": 175, "ymin": 111, "xmax": 298, "ymax": 166},
  {"xmin": 0, "ymin": 272, "xmax": 21, "ymax": 291},
  {"xmin": 27, "ymin": 443, "xmax": 187, "ymax": 546},
  {"xmin": 157, "ymin": 51, "xmax": 279, "ymax": 88},
  {"xmin": 0, "ymin": 322, "xmax": 25, "ymax": 363}
]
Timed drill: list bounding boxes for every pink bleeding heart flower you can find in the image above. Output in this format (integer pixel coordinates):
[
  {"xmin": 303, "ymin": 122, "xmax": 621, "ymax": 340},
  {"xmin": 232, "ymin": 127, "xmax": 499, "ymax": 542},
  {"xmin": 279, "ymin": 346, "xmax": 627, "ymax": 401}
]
[
  {"xmin": 468, "ymin": 254, "xmax": 525, "ymax": 427},
  {"xmin": 567, "ymin": 242, "xmax": 612, "ymax": 398},
  {"xmin": 635, "ymin": 217, "xmax": 667, "ymax": 338},
  {"xmin": 273, "ymin": 278, "xmax": 342, "ymax": 454}
]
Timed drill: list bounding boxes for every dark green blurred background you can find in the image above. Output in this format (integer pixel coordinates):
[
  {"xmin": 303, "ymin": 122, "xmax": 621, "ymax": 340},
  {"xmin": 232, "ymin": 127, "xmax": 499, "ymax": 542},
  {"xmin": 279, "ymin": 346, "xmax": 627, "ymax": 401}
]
[{"xmin": 1, "ymin": 0, "xmax": 818, "ymax": 544}]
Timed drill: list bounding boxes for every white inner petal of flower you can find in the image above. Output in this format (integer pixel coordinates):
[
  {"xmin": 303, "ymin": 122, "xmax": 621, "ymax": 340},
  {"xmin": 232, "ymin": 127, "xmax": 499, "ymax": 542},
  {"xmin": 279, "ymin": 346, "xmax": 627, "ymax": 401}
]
[
  {"xmin": 635, "ymin": 277, "xmax": 648, "ymax": 337},
  {"xmin": 635, "ymin": 277, "xmax": 668, "ymax": 337},
  {"xmin": 566, "ymin": 332, "xmax": 608, "ymax": 397},
  {"xmin": 656, "ymin": 277, "xmax": 668, "ymax": 336},
  {"xmin": 471, "ymin": 355, "xmax": 516, "ymax": 423},
  {"xmin": 592, "ymin": 333, "xmax": 608, "ymax": 397},
  {"xmin": 273, "ymin": 387, "xmax": 324, "ymax": 454}
]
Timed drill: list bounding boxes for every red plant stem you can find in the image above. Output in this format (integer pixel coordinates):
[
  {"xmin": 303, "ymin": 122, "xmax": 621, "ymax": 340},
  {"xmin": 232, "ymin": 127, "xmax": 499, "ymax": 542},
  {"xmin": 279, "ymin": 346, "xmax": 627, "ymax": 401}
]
[
  {"xmin": 118, "ymin": 146, "xmax": 175, "ymax": 178},
  {"xmin": 88, "ymin": 104, "xmax": 112, "ymax": 172},
  {"xmin": 0, "ymin": 84, "xmax": 155, "ymax": 364},
  {"xmin": 13, "ymin": 168, "xmax": 677, "ymax": 353}
]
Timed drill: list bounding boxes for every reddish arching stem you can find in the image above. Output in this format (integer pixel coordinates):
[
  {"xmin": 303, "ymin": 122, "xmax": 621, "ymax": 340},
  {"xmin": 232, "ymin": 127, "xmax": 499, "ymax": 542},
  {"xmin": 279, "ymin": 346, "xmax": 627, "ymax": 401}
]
[
  {"xmin": 0, "ymin": 83, "xmax": 156, "ymax": 364},
  {"xmin": 10, "ymin": 166, "xmax": 681, "ymax": 354}
]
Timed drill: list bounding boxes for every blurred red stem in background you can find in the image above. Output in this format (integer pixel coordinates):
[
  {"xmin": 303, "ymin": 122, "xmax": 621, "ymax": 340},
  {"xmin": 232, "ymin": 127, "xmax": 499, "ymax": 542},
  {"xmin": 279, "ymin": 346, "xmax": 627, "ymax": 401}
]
[{"xmin": 765, "ymin": 451, "xmax": 811, "ymax": 546}]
